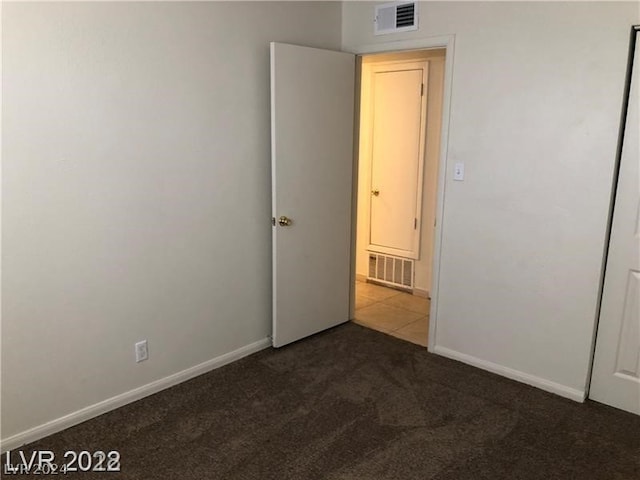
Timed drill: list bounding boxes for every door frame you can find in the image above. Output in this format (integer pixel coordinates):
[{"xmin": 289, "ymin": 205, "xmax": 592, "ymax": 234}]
[{"xmin": 347, "ymin": 35, "xmax": 456, "ymax": 352}]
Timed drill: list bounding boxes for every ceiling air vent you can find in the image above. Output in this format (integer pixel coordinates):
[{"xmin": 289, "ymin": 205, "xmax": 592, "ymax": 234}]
[{"xmin": 374, "ymin": 1, "xmax": 418, "ymax": 36}]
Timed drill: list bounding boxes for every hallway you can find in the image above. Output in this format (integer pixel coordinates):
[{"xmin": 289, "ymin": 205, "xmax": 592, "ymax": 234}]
[{"xmin": 353, "ymin": 281, "xmax": 430, "ymax": 347}]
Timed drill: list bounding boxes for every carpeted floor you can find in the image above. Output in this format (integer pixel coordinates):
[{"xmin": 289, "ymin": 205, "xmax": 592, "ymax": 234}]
[{"xmin": 5, "ymin": 323, "xmax": 640, "ymax": 479}]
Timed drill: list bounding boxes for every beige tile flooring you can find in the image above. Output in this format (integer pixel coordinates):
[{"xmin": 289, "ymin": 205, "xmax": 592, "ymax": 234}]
[{"xmin": 353, "ymin": 280, "xmax": 430, "ymax": 347}]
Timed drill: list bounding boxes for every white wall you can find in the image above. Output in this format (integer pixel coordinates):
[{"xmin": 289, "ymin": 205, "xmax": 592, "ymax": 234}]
[
  {"xmin": 344, "ymin": 1, "xmax": 640, "ymax": 397},
  {"xmin": 2, "ymin": 1, "xmax": 341, "ymax": 443},
  {"xmin": 355, "ymin": 49, "xmax": 445, "ymax": 295}
]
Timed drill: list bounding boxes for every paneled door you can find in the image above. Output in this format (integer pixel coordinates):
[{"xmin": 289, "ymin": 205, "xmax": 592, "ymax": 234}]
[
  {"xmin": 590, "ymin": 27, "xmax": 640, "ymax": 415},
  {"xmin": 368, "ymin": 62, "xmax": 428, "ymax": 259}
]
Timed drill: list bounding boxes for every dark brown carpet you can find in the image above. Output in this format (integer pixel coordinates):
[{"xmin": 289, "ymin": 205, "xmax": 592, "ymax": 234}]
[{"xmin": 5, "ymin": 323, "xmax": 640, "ymax": 479}]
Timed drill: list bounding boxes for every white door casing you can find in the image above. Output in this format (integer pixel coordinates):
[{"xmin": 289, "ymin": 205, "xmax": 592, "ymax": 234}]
[
  {"xmin": 368, "ymin": 62, "xmax": 428, "ymax": 259},
  {"xmin": 270, "ymin": 43, "xmax": 355, "ymax": 348},
  {"xmin": 590, "ymin": 30, "xmax": 640, "ymax": 415}
]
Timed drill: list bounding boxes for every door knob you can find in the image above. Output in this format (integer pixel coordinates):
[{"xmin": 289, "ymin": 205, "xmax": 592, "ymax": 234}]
[
  {"xmin": 371, "ymin": 189, "xmax": 380, "ymax": 196},
  {"xmin": 278, "ymin": 216, "xmax": 293, "ymax": 226}
]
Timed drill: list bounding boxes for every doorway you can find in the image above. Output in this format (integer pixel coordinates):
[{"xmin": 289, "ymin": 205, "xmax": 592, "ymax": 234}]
[
  {"xmin": 352, "ymin": 49, "xmax": 446, "ymax": 347},
  {"xmin": 271, "ymin": 37, "xmax": 454, "ymax": 350}
]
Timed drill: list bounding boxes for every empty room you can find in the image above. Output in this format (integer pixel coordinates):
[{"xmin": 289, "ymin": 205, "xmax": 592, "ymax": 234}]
[{"xmin": 2, "ymin": 1, "xmax": 639, "ymax": 478}]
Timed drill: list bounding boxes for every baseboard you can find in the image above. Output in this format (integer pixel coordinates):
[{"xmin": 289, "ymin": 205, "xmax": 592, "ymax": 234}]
[
  {"xmin": 432, "ymin": 345, "xmax": 586, "ymax": 403},
  {"xmin": 357, "ymin": 273, "xmax": 429, "ymax": 298},
  {"xmin": 413, "ymin": 288, "xmax": 430, "ymax": 298},
  {"xmin": 1, "ymin": 337, "xmax": 272, "ymax": 453}
]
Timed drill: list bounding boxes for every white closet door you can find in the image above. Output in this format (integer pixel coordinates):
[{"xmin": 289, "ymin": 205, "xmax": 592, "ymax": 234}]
[{"xmin": 590, "ymin": 29, "xmax": 640, "ymax": 415}]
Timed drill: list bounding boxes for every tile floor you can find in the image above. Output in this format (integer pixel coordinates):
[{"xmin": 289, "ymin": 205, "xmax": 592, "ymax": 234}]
[{"xmin": 353, "ymin": 280, "xmax": 430, "ymax": 347}]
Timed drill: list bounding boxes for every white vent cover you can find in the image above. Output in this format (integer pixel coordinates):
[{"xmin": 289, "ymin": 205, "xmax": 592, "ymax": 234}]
[
  {"xmin": 374, "ymin": 2, "xmax": 418, "ymax": 36},
  {"xmin": 368, "ymin": 252, "xmax": 414, "ymax": 290}
]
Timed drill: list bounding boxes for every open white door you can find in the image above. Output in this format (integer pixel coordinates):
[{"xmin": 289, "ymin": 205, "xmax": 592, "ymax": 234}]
[
  {"xmin": 270, "ymin": 43, "xmax": 355, "ymax": 347},
  {"xmin": 590, "ymin": 29, "xmax": 640, "ymax": 415}
]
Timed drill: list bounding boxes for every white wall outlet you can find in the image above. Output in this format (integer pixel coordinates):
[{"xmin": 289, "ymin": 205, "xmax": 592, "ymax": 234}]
[
  {"xmin": 135, "ymin": 340, "xmax": 148, "ymax": 363},
  {"xmin": 454, "ymin": 162, "xmax": 465, "ymax": 181}
]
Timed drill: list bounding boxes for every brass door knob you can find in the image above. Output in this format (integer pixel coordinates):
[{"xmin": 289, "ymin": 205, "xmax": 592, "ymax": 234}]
[
  {"xmin": 371, "ymin": 189, "xmax": 380, "ymax": 196},
  {"xmin": 278, "ymin": 216, "xmax": 293, "ymax": 226}
]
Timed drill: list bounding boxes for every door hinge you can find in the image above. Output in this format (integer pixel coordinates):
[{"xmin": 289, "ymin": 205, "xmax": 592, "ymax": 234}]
[
  {"xmin": 414, "ymin": 218, "xmax": 418, "ymax": 230},
  {"xmin": 421, "ymin": 83, "xmax": 424, "ymax": 96}
]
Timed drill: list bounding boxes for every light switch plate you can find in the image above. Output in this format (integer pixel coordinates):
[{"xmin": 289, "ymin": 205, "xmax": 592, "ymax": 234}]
[{"xmin": 454, "ymin": 162, "xmax": 464, "ymax": 181}]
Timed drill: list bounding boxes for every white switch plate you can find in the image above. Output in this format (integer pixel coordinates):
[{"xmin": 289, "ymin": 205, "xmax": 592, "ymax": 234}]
[
  {"xmin": 135, "ymin": 340, "xmax": 148, "ymax": 363},
  {"xmin": 454, "ymin": 162, "xmax": 465, "ymax": 181}
]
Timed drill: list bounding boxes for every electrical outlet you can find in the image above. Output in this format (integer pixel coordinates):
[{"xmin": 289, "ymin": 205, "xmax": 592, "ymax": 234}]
[{"xmin": 135, "ymin": 340, "xmax": 148, "ymax": 363}]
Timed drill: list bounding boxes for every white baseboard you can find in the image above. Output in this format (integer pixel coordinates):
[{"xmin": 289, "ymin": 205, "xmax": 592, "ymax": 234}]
[
  {"xmin": 357, "ymin": 273, "xmax": 429, "ymax": 299},
  {"xmin": 1, "ymin": 337, "xmax": 271, "ymax": 453},
  {"xmin": 413, "ymin": 288, "xmax": 430, "ymax": 298},
  {"xmin": 432, "ymin": 345, "xmax": 586, "ymax": 403}
]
